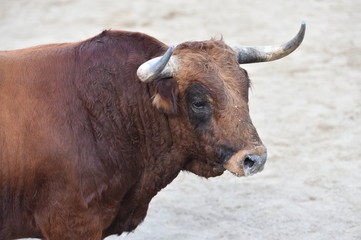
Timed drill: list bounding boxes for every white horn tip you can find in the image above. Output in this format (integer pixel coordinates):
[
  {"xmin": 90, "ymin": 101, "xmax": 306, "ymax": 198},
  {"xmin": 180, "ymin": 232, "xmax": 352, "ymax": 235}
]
[{"xmin": 137, "ymin": 45, "xmax": 176, "ymax": 83}]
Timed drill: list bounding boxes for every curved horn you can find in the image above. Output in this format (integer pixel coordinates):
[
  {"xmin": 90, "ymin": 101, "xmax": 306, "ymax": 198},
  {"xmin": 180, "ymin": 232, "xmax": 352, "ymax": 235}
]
[
  {"xmin": 137, "ymin": 45, "xmax": 179, "ymax": 83},
  {"xmin": 233, "ymin": 22, "xmax": 306, "ymax": 64}
]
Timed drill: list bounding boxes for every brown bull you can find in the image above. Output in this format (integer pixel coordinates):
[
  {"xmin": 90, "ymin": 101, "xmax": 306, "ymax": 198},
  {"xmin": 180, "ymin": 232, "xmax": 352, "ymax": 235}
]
[{"xmin": 0, "ymin": 23, "xmax": 305, "ymax": 239}]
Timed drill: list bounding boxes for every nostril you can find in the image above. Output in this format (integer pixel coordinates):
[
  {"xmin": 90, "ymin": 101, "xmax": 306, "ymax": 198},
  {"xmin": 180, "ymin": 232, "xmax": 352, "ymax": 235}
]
[
  {"xmin": 239, "ymin": 150, "xmax": 267, "ymax": 176},
  {"xmin": 243, "ymin": 156, "xmax": 255, "ymax": 168}
]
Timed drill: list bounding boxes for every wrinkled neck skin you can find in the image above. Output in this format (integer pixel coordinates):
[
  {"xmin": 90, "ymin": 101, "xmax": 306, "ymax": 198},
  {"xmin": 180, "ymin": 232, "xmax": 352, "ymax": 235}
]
[{"xmin": 80, "ymin": 76, "xmax": 211, "ymax": 236}]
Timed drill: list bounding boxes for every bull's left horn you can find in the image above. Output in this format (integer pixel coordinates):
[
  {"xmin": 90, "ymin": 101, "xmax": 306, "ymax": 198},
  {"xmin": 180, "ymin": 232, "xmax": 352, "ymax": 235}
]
[
  {"xmin": 137, "ymin": 46, "xmax": 179, "ymax": 83},
  {"xmin": 233, "ymin": 22, "xmax": 306, "ymax": 64}
]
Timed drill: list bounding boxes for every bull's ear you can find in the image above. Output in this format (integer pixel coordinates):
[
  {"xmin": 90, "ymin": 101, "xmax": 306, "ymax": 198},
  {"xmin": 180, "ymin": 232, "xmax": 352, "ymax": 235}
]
[{"xmin": 152, "ymin": 78, "xmax": 179, "ymax": 114}]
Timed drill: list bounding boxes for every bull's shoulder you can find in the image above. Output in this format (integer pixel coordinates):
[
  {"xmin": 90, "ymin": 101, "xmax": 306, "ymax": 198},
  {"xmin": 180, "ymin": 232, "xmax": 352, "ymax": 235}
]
[{"xmin": 77, "ymin": 30, "xmax": 168, "ymax": 61}]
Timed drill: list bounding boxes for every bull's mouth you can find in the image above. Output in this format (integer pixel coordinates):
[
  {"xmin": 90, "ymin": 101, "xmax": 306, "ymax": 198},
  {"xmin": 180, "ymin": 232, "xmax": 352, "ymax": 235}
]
[
  {"xmin": 212, "ymin": 163, "xmax": 226, "ymax": 173},
  {"xmin": 223, "ymin": 164, "xmax": 247, "ymax": 177}
]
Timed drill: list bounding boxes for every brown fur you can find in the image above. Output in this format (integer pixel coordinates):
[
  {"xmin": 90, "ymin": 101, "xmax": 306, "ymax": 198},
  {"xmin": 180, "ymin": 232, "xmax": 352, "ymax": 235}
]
[{"xmin": 0, "ymin": 31, "xmax": 263, "ymax": 239}]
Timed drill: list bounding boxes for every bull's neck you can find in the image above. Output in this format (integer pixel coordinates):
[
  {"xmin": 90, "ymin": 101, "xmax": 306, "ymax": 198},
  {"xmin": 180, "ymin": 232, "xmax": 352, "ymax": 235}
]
[{"xmin": 77, "ymin": 69, "xmax": 183, "ymax": 170}]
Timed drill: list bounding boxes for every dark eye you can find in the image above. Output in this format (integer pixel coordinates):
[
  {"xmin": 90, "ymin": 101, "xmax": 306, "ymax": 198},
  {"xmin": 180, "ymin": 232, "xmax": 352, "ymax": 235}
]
[
  {"xmin": 185, "ymin": 83, "xmax": 213, "ymax": 128},
  {"xmin": 192, "ymin": 101, "xmax": 207, "ymax": 109}
]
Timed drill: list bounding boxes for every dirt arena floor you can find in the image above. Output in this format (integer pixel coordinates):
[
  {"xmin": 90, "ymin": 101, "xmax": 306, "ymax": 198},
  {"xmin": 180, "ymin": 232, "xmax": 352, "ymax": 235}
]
[{"xmin": 1, "ymin": 0, "xmax": 360, "ymax": 239}]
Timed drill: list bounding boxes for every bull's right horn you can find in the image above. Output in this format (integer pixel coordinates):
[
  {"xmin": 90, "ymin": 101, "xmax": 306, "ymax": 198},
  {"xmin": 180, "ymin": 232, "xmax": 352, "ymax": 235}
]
[
  {"xmin": 137, "ymin": 46, "xmax": 179, "ymax": 83},
  {"xmin": 233, "ymin": 22, "xmax": 306, "ymax": 64}
]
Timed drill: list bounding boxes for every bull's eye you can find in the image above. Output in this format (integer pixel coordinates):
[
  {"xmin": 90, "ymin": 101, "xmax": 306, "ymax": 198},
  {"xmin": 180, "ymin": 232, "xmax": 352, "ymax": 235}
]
[
  {"xmin": 192, "ymin": 101, "xmax": 207, "ymax": 110},
  {"xmin": 185, "ymin": 84, "xmax": 213, "ymax": 128}
]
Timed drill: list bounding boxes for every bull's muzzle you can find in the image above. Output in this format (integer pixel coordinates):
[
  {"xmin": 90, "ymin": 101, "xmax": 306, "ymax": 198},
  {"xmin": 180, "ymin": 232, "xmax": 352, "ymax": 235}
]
[{"xmin": 223, "ymin": 146, "xmax": 267, "ymax": 177}]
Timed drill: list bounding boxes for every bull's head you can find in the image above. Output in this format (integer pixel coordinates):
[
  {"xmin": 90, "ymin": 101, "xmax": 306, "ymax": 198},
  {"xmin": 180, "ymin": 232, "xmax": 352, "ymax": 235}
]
[{"xmin": 137, "ymin": 23, "xmax": 305, "ymax": 177}]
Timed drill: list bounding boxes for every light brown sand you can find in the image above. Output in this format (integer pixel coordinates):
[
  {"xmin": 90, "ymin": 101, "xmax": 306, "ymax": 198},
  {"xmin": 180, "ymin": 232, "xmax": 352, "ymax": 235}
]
[{"xmin": 1, "ymin": 0, "xmax": 360, "ymax": 239}]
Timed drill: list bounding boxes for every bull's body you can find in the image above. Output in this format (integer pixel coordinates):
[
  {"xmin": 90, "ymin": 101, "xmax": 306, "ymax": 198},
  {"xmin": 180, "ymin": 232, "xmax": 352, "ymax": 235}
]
[
  {"xmin": 0, "ymin": 24, "xmax": 304, "ymax": 239},
  {"xmin": 0, "ymin": 31, "xmax": 183, "ymax": 239}
]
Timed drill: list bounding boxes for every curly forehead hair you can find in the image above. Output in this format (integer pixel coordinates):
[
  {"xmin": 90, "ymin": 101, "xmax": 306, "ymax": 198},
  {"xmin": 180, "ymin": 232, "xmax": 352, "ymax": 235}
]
[{"xmin": 174, "ymin": 39, "xmax": 250, "ymax": 104}]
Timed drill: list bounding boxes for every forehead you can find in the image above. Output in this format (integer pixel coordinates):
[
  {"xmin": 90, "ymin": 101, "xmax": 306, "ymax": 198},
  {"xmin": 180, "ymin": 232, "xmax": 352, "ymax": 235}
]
[
  {"xmin": 175, "ymin": 39, "xmax": 238, "ymax": 69},
  {"xmin": 173, "ymin": 39, "xmax": 250, "ymax": 99}
]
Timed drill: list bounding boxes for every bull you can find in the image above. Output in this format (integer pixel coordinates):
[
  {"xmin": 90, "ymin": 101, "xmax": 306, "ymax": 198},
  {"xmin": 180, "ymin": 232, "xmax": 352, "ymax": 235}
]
[{"xmin": 0, "ymin": 23, "xmax": 305, "ymax": 239}]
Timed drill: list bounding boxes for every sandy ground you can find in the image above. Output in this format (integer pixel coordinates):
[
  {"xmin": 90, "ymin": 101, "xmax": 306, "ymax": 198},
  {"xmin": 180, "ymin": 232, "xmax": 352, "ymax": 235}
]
[{"xmin": 1, "ymin": 0, "xmax": 360, "ymax": 239}]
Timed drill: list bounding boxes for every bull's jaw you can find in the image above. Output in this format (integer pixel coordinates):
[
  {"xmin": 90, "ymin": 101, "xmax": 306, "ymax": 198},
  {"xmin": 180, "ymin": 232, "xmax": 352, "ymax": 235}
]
[{"xmin": 223, "ymin": 146, "xmax": 267, "ymax": 177}]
